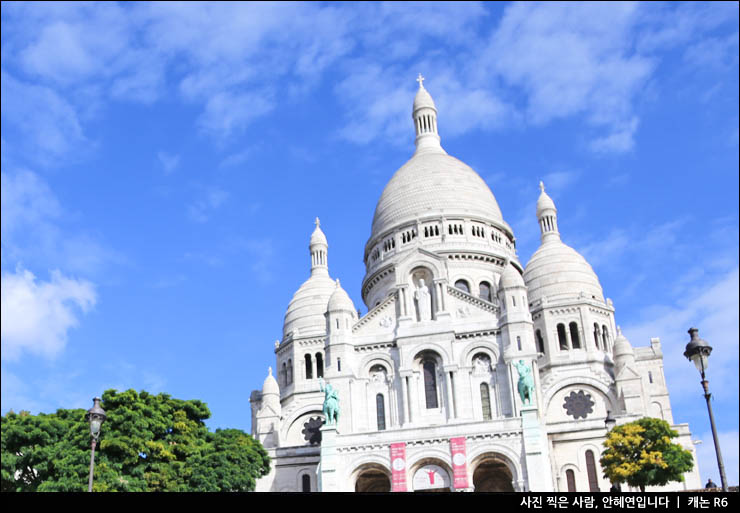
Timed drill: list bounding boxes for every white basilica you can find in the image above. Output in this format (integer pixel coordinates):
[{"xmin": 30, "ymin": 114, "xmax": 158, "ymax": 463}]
[{"xmin": 249, "ymin": 78, "xmax": 702, "ymax": 492}]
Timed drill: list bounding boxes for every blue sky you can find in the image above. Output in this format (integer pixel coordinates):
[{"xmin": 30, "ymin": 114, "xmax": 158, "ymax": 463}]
[{"xmin": 1, "ymin": 2, "xmax": 737, "ymax": 485}]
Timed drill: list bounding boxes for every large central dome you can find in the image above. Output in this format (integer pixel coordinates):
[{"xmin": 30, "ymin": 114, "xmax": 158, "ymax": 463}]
[
  {"xmin": 371, "ymin": 151, "xmax": 505, "ymax": 238},
  {"xmin": 369, "ymin": 76, "xmax": 507, "ymax": 242}
]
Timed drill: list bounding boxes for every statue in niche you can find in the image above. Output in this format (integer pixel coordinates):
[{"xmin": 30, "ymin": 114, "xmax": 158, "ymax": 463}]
[
  {"xmin": 515, "ymin": 359, "xmax": 535, "ymax": 406},
  {"xmin": 371, "ymin": 366, "xmax": 388, "ymax": 384},
  {"xmin": 415, "ymin": 279, "xmax": 432, "ymax": 321},
  {"xmin": 473, "ymin": 355, "xmax": 492, "ymax": 375}
]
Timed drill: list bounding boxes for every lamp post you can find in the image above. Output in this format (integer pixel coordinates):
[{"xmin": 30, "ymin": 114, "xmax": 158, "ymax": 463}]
[
  {"xmin": 683, "ymin": 328, "xmax": 728, "ymax": 492},
  {"xmin": 604, "ymin": 410, "xmax": 621, "ymax": 492},
  {"xmin": 86, "ymin": 397, "xmax": 107, "ymax": 492}
]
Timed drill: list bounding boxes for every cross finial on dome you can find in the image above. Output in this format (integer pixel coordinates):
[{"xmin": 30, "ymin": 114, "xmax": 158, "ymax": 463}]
[
  {"xmin": 539, "ymin": 181, "xmax": 545, "ymax": 193},
  {"xmin": 617, "ymin": 326, "xmax": 622, "ymax": 336},
  {"xmin": 335, "ymin": 278, "xmax": 341, "ymax": 287},
  {"xmin": 268, "ymin": 366, "xmax": 273, "ymax": 376},
  {"xmin": 315, "ymin": 217, "xmax": 320, "ymax": 228},
  {"xmin": 416, "ymin": 73, "xmax": 425, "ymax": 87}
]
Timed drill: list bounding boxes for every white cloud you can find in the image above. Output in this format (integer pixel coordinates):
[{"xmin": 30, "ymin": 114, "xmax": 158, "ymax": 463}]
[
  {"xmin": 188, "ymin": 187, "xmax": 229, "ymax": 223},
  {"xmin": 2, "ymin": 2, "xmax": 737, "ymax": 156},
  {"xmin": 157, "ymin": 151, "xmax": 180, "ymax": 175},
  {"xmin": 486, "ymin": 2, "xmax": 652, "ymax": 152},
  {"xmin": 1, "ymin": 168, "xmax": 117, "ymax": 276},
  {"xmin": 1, "ymin": 267, "xmax": 96, "ymax": 361},
  {"xmin": 590, "ymin": 117, "xmax": 640, "ymax": 153},
  {"xmin": 0, "ymin": 70, "xmax": 88, "ymax": 163},
  {"xmin": 622, "ymin": 267, "xmax": 739, "ymax": 404}
]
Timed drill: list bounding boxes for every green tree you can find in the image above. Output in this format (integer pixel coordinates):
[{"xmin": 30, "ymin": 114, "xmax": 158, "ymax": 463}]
[
  {"xmin": 1, "ymin": 389, "xmax": 270, "ymax": 492},
  {"xmin": 600, "ymin": 417, "xmax": 694, "ymax": 492}
]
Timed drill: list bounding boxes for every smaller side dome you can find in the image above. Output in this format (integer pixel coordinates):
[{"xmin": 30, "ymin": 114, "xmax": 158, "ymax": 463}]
[
  {"xmin": 262, "ymin": 367, "xmax": 279, "ymax": 396},
  {"xmin": 499, "ymin": 261, "xmax": 525, "ymax": 289},
  {"xmin": 327, "ymin": 279, "xmax": 355, "ymax": 312},
  {"xmin": 612, "ymin": 327, "xmax": 635, "ymax": 363}
]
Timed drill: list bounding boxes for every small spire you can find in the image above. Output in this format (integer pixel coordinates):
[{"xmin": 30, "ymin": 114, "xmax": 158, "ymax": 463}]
[
  {"xmin": 617, "ymin": 326, "xmax": 622, "ymax": 336},
  {"xmin": 336, "ymin": 278, "xmax": 341, "ymax": 287},
  {"xmin": 539, "ymin": 181, "xmax": 545, "ymax": 193},
  {"xmin": 268, "ymin": 366, "xmax": 273, "ymax": 376},
  {"xmin": 315, "ymin": 217, "xmax": 320, "ymax": 228},
  {"xmin": 416, "ymin": 73, "xmax": 425, "ymax": 88}
]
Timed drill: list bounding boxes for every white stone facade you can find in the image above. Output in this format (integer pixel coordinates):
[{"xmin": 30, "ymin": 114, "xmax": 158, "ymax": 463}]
[{"xmin": 249, "ymin": 78, "xmax": 702, "ymax": 493}]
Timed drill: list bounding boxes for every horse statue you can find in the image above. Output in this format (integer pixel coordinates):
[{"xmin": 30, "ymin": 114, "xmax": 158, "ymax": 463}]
[
  {"xmin": 514, "ymin": 360, "xmax": 535, "ymax": 406},
  {"xmin": 319, "ymin": 377, "xmax": 340, "ymax": 425}
]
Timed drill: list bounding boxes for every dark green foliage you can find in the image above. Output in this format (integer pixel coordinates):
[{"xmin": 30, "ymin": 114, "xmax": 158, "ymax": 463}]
[{"xmin": 1, "ymin": 389, "xmax": 270, "ymax": 492}]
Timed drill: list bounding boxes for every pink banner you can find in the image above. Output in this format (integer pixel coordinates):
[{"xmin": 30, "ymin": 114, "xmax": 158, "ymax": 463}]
[
  {"xmin": 390, "ymin": 442, "xmax": 407, "ymax": 492},
  {"xmin": 450, "ymin": 436, "xmax": 469, "ymax": 489}
]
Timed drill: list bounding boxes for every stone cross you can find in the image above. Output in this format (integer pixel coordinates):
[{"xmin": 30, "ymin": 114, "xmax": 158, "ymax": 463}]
[
  {"xmin": 539, "ymin": 181, "xmax": 545, "ymax": 193},
  {"xmin": 315, "ymin": 217, "xmax": 320, "ymax": 228},
  {"xmin": 416, "ymin": 73, "xmax": 425, "ymax": 87}
]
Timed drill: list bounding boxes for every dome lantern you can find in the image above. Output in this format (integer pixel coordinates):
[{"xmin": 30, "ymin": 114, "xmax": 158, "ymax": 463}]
[
  {"xmin": 412, "ymin": 74, "xmax": 445, "ymax": 155},
  {"xmin": 536, "ymin": 181, "xmax": 560, "ymax": 243},
  {"xmin": 310, "ymin": 217, "xmax": 329, "ymax": 276}
]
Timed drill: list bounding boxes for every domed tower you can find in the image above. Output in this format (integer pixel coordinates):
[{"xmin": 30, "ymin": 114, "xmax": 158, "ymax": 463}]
[
  {"xmin": 524, "ymin": 182, "xmax": 616, "ymax": 369},
  {"xmin": 362, "ymin": 75, "xmax": 519, "ymax": 328},
  {"xmin": 278, "ymin": 218, "xmax": 336, "ymax": 399},
  {"xmin": 324, "ymin": 279, "xmax": 357, "ymax": 380},
  {"xmin": 252, "ymin": 367, "xmax": 282, "ymax": 448}
]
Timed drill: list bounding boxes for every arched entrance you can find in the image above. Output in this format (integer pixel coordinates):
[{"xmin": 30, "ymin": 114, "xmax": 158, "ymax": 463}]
[
  {"xmin": 472, "ymin": 457, "xmax": 515, "ymax": 492},
  {"xmin": 354, "ymin": 465, "xmax": 391, "ymax": 493},
  {"xmin": 409, "ymin": 458, "xmax": 453, "ymax": 492}
]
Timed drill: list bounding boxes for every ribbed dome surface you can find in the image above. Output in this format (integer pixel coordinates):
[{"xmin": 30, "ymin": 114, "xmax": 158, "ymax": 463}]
[
  {"xmin": 371, "ymin": 152, "xmax": 505, "ymax": 239},
  {"xmin": 283, "ymin": 273, "xmax": 335, "ymax": 338},
  {"xmin": 524, "ymin": 240, "xmax": 604, "ymax": 303}
]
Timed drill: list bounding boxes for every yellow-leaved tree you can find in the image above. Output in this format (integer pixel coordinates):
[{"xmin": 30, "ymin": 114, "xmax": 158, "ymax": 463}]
[{"xmin": 600, "ymin": 417, "xmax": 694, "ymax": 492}]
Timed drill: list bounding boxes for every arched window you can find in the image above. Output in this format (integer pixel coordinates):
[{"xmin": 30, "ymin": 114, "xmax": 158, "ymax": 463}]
[
  {"xmin": 376, "ymin": 394, "xmax": 386, "ymax": 431},
  {"xmin": 566, "ymin": 469, "xmax": 576, "ymax": 492},
  {"xmin": 585, "ymin": 450, "xmax": 600, "ymax": 492},
  {"xmin": 557, "ymin": 324, "xmax": 568, "ymax": 350},
  {"xmin": 316, "ymin": 353, "xmax": 324, "ymax": 378},
  {"xmin": 287, "ymin": 359, "xmax": 293, "ymax": 384},
  {"xmin": 593, "ymin": 323, "xmax": 601, "ymax": 350},
  {"xmin": 536, "ymin": 330, "xmax": 545, "ymax": 354},
  {"xmin": 480, "ymin": 383, "xmax": 492, "ymax": 420},
  {"xmin": 305, "ymin": 354, "xmax": 313, "ymax": 380},
  {"xmin": 302, "ymin": 474, "xmax": 311, "ymax": 492},
  {"xmin": 517, "ymin": 336, "xmax": 522, "ymax": 351},
  {"xmin": 479, "ymin": 281, "xmax": 492, "ymax": 302},
  {"xmin": 423, "ymin": 360, "xmax": 438, "ymax": 409},
  {"xmin": 455, "ymin": 280, "xmax": 470, "ymax": 294},
  {"xmin": 569, "ymin": 322, "xmax": 581, "ymax": 349},
  {"xmin": 602, "ymin": 325, "xmax": 610, "ymax": 351},
  {"xmin": 281, "ymin": 362, "xmax": 287, "ymax": 386}
]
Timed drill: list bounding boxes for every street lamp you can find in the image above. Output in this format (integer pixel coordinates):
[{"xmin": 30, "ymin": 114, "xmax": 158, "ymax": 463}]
[
  {"xmin": 604, "ymin": 410, "xmax": 616, "ymax": 432},
  {"xmin": 604, "ymin": 410, "xmax": 621, "ymax": 492},
  {"xmin": 86, "ymin": 397, "xmax": 107, "ymax": 492},
  {"xmin": 683, "ymin": 327, "xmax": 728, "ymax": 492}
]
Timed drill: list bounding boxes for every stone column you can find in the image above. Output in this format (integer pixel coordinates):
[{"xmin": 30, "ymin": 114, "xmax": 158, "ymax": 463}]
[
  {"xmin": 318, "ymin": 425, "xmax": 339, "ymax": 491},
  {"xmin": 408, "ymin": 372, "xmax": 420, "ymax": 424},
  {"xmin": 400, "ymin": 372, "xmax": 411, "ymax": 425},
  {"xmin": 521, "ymin": 405, "xmax": 553, "ymax": 491}
]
